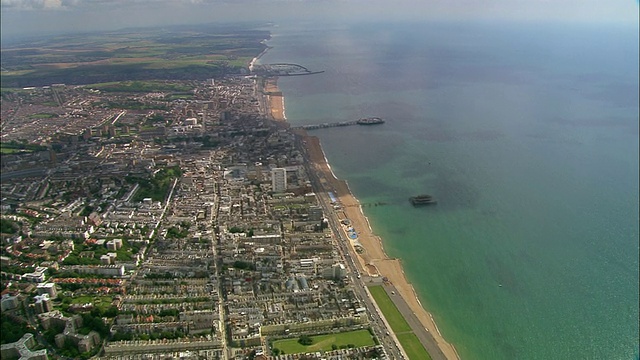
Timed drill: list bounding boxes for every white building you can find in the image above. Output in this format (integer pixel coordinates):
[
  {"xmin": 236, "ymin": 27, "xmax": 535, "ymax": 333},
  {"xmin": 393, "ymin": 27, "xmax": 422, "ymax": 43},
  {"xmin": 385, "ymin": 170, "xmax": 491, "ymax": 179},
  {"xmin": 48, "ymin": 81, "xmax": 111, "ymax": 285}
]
[
  {"xmin": 22, "ymin": 267, "xmax": 47, "ymax": 283},
  {"xmin": 271, "ymin": 168, "xmax": 287, "ymax": 193},
  {"xmin": 1, "ymin": 294, "xmax": 20, "ymax": 312},
  {"xmin": 34, "ymin": 294, "xmax": 53, "ymax": 314},
  {"xmin": 36, "ymin": 282, "xmax": 58, "ymax": 299},
  {"xmin": 106, "ymin": 238, "xmax": 123, "ymax": 250},
  {"xmin": 322, "ymin": 263, "xmax": 347, "ymax": 279}
]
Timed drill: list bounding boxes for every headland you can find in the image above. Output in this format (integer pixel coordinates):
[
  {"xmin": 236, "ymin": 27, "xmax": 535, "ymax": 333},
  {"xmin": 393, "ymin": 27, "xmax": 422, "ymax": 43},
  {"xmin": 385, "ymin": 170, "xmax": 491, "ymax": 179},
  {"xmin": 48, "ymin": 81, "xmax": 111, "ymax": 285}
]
[{"xmin": 263, "ymin": 77, "xmax": 460, "ymax": 360}]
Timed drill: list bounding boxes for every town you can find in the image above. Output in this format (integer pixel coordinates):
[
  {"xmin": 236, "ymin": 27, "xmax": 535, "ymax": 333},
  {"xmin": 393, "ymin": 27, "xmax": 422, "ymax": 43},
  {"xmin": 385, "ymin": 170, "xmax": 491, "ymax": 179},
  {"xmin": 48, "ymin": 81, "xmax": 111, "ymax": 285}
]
[{"xmin": 1, "ymin": 76, "xmax": 399, "ymax": 359}]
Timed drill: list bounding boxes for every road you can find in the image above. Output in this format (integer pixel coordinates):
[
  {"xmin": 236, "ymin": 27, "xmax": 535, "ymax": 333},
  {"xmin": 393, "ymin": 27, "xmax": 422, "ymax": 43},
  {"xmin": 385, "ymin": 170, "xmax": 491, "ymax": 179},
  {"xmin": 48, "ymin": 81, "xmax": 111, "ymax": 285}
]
[
  {"xmin": 381, "ymin": 283, "xmax": 450, "ymax": 360},
  {"xmin": 301, "ymin": 144, "xmax": 403, "ymax": 359},
  {"xmin": 300, "ymin": 134, "xmax": 450, "ymax": 360},
  {"xmin": 111, "ymin": 110, "xmax": 127, "ymax": 125}
]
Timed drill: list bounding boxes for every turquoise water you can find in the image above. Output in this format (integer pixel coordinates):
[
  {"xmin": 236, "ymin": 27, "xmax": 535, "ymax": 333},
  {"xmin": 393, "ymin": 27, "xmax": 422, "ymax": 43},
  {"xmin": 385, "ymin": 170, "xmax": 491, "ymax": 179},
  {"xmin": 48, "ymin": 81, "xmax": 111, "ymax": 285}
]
[{"xmin": 259, "ymin": 21, "xmax": 639, "ymax": 360}]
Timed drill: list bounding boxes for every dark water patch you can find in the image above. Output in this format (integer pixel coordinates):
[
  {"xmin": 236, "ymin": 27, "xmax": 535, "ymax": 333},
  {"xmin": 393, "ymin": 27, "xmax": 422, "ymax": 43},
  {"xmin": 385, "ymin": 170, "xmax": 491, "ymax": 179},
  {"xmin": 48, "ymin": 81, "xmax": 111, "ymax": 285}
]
[
  {"xmin": 491, "ymin": 329, "xmax": 520, "ymax": 360},
  {"xmin": 463, "ymin": 129, "xmax": 504, "ymax": 142},
  {"xmin": 430, "ymin": 176, "xmax": 481, "ymax": 211},
  {"xmin": 451, "ymin": 270, "xmax": 474, "ymax": 294},
  {"xmin": 402, "ymin": 159, "xmax": 436, "ymax": 179},
  {"xmin": 349, "ymin": 175, "xmax": 406, "ymax": 200},
  {"xmin": 549, "ymin": 116, "xmax": 639, "ymax": 133},
  {"xmin": 587, "ymin": 82, "xmax": 639, "ymax": 108},
  {"xmin": 485, "ymin": 256, "xmax": 527, "ymax": 297},
  {"xmin": 550, "ymin": 115, "xmax": 630, "ymax": 128},
  {"xmin": 383, "ymin": 224, "xmax": 408, "ymax": 238},
  {"xmin": 411, "ymin": 124, "xmax": 457, "ymax": 142},
  {"xmin": 408, "ymin": 122, "xmax": 503, "ymax": 143},
  {"xmin": 343, "ymin": 100, "xmax": 419, "ymax": 123},
  {"xmin": 318, "ymin": 131, "xmax": 402, "ymax": 172},
  {"xmin": 514, "ymin": 250, "xmax": 539, "ymax": 268},
  {"xmin": 479, "ymin": 206, "xmax": 499, "ymax": 218},
  {"xmin": 431, "ymin": 65, "xmax": 536, "ymax": 86},
  {"xmin": 524, "ymin": 131, "xmax": 584, "ymax": 145},
  {"xmin": 561, "ymin": 73, "xmax": 640, "ymax": 108}
]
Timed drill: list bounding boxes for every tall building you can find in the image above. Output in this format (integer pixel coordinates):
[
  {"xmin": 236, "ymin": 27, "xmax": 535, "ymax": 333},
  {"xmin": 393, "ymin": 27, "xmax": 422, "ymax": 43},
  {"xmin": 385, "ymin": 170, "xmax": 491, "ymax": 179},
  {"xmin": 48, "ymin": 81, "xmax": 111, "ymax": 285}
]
[
  {"xmin": 322, "ymin": 263, "xmax": 347, "ymax": 279},
  {"xmin": 0, "ymin": 333, "xmax": 47, "ymax": 360},
  {"xmin": 255, "ymin": 162, "xmax": 263, "ymax": 182},
  {"xmin": 34, "ymin": 294, "xmax": 53, "ymax": 314},
  {"xmin": 271, "ymin": 168, "xmax": 287, "ymax": 193},
  {"xmin": 36, "ymin": 282, "xmax": 57, "ymax": 299},
  {"xmin": 1, "ymin": 294, "xmax": 20, "ymax": 311},
  {"xmin": 308, "ymin": 206, "xmax": 323, "ymax": 221},
  {"xmin": 83, "ymin": 128, "xmax": 92, "ymax": 140}
]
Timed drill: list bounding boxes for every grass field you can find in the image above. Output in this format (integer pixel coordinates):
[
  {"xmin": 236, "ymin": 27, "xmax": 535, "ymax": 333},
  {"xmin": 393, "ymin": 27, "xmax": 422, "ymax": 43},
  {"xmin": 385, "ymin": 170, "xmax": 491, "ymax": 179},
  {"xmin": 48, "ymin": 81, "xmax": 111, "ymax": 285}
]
[
  {"xmin": 369, "ymin": 285, "xmax": 432, "ymax": 360},
  {"xmin": 0, "ymin": 148, "xmax": 22, "ymax": 154},
  {"xmin": 397, "ymin": 332, "xmax": 432, "ymax": 360},
  {"xmin": 28, "ymin": 113, "xmax": 58, "ymax": 119},
  {"xmin": 368, "ymin": 285, "xmax": 412, "ymax": 333},
  {"xmin": 271, "ymin": 329, "xmax": 375, "ymax": 354},
  {"xmin": 70, "ymin": 295, "xmax": 113, "ymax": 312},
  {"xmin": 1, "ymin": 142, "xmax": 47, "ymax": 154},
  {"xmin": 87, "ymin": 80, "xmax": 193, "ymax": 93}
]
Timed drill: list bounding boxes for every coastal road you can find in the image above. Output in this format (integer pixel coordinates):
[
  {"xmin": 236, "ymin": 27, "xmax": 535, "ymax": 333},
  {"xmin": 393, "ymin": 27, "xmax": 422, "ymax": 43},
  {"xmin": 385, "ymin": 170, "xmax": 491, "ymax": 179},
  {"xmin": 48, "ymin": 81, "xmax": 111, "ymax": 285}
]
[
  {"xmin": 301, "ymin": 141, "xmax": 404, "ymax": 360},
  {"xmin": 298, "ymin": 135, "xmax": 452, "ymax": 360},
  {"xmin": 381, "ymin": 283, "xmax": 450, "ymax": 360},
  {"xmin": 324, "ymin": 185, "xmax": 451, "ymax": 360},
  {"xmin": 327, "ymin": 207, "xmax": 403, "ymax": 360}
]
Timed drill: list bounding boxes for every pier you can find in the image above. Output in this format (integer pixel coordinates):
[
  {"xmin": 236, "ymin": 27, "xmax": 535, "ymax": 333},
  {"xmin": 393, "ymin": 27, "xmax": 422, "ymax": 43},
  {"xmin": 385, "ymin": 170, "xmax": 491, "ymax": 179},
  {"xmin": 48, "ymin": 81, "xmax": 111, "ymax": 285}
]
[{"xmin": 292, "ymin": 120, "xmax": 359, "ymax": 130}]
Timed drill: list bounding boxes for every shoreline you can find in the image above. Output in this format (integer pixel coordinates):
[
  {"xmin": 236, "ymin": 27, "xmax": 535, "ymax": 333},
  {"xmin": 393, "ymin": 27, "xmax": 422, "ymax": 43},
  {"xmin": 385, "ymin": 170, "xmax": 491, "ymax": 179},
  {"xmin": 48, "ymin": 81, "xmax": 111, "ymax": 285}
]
[
  {"xmin": 263, "ymin": 77, "xmax": 460, "ymax": 360},
  {"xmin": 262, "ymin": 77, "xmax": 286, "ymax": 122},
  {"xmin": 249, "ymin": 43, "xmax": 271, "ymax": 72}
]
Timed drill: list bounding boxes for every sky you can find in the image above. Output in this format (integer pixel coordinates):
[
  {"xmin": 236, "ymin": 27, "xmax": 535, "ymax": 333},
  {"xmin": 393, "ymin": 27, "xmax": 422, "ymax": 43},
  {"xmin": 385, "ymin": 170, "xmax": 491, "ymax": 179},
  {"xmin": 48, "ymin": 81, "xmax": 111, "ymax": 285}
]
[{"xmin": 1, "ymin": 0, "xmax": 638, "ymax": 41}]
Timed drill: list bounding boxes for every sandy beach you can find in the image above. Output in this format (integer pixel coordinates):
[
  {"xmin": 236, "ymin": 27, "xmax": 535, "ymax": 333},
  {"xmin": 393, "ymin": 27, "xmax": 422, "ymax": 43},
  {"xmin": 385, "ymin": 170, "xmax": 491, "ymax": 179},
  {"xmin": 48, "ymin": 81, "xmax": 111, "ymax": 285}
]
[
  {"xmin": 263, "ymin": 77, "xmax": 286, "ymax": 122},
  {"xmin": 264, "ymin": 77, "xmax": 460, "ymax": 360}
]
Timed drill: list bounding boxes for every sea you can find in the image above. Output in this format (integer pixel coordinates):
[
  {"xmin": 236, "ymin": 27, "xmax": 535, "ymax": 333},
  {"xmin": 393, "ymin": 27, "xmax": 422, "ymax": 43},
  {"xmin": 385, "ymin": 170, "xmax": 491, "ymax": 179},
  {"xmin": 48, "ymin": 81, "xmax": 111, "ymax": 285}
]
[{"xmin": 257, "ymin": 20, "xmax": 639, "ymax": 360}]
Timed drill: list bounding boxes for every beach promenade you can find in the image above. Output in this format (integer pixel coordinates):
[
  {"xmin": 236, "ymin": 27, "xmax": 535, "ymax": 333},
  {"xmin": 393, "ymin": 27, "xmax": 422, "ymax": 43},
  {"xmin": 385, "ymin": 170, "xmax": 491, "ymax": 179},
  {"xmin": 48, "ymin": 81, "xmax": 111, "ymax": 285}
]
[{"xmin": 263, "ymin": 77, "xmax": 460, "ymax": 360}]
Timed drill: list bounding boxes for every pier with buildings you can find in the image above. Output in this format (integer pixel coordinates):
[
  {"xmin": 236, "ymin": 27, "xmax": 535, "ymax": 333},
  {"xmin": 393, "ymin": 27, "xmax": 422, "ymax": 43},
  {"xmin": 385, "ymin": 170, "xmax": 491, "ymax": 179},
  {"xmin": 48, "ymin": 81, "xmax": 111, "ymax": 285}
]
[{"xmin": 292, "ymin": 117, "xmax": 385, "ymax": 130}]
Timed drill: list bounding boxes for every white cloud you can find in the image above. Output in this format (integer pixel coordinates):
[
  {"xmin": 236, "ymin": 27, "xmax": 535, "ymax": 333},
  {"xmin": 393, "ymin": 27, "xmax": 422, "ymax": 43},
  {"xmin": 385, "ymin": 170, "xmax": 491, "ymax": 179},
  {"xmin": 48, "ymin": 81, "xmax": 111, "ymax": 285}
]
[
  {"xmin": 1, "ymin": 0, "xmax": 637, "ymax": 40},
  {"xmin": 44, "ymin": 0, "xmax": 62, "ymax": 7}
]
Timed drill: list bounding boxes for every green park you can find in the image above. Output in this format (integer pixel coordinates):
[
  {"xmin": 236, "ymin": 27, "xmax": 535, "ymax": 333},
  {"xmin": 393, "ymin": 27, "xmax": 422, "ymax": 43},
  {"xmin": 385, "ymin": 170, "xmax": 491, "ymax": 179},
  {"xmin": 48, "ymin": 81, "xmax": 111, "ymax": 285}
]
[
  {"xmin": 368, "ymin": 285, "xmax": 432, "ymax": 360},
  {"xmin": 271, "ymin": 329, "xmax": 376, "ymax": 355}
]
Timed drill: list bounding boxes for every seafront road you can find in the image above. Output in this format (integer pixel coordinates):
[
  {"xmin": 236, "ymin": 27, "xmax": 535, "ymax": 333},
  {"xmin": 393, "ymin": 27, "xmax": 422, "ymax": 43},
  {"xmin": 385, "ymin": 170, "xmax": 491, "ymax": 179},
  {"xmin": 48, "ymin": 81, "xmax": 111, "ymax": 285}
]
[
  {"xmin": 378, "ymin": 282, "xmax": 449, "ymax": 360},
  {"xmin": 304, "ymin": 143, "xmax": 448, "ymax": 359},
  {"xmin": 294, "ymin": 113, "xmax": 459, "ymax": 359}
]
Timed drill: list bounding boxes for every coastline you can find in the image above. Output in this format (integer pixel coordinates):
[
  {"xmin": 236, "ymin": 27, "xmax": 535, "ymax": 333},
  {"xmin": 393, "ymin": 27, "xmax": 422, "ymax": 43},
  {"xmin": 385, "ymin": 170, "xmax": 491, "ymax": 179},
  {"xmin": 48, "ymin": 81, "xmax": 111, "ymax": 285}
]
[
  {"xmin": 262, "ymin": 77, "xmax": 286, "ymax": 122},
  {"xmin": 264, "ymin": 77, "xmax": 460, "ymax": 360}
]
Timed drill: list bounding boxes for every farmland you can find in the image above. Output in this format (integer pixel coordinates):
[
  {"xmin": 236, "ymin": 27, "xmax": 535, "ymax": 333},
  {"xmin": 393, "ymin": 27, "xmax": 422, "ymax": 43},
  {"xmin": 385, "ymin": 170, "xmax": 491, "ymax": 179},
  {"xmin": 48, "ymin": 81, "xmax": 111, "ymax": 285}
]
[{"xmin": 1, "ymin": 23, "xmax": 269, "ymax": 88}]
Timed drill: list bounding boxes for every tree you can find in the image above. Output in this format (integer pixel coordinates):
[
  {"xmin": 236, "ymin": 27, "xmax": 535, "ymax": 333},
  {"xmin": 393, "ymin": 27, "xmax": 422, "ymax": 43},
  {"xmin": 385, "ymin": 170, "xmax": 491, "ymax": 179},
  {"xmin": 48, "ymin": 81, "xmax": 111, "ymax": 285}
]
[
  {"xmin": 298, "ymin": 334, "xmax": 313, "ymax": 346},
  {"xmin": 228, "ymin": 226, "xmax": 244, "ymax": 233},
  {"xmin": 103, "ymin": 306, "xmax": 118, "ymax": 318},
  {"xmin": 232, "ymin": 260, "xmax": 255, "ymax": 271},
  {"xmin": 1, "ymin": 314, "xmax": 34, "ymax": 344},
  {"xmin": 0, "ymin": 219, "xmax": 18, "ymax": 234}
]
